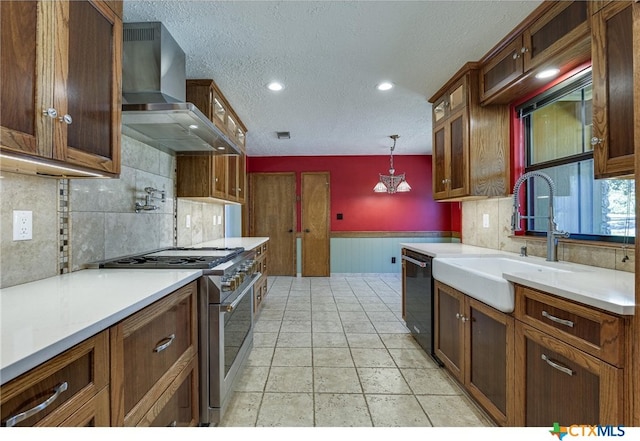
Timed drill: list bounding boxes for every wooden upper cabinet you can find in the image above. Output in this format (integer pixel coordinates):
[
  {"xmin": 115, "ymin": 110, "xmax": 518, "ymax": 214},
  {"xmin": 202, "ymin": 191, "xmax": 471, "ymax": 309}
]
[
  {"xmin": 429, "ymin": 65, "xmax": 509, "ymax": 201},
  {"xmin": 0, "ymin": 0, "xmax": 122, "ymax": 177},
  {"xmin": 186, "ymin": 79, "xmax": 248, "ymax": 151},
  {"xmin": 180, "ymin": 79, "xmax": 248, "ymax": 204},
  {"xmin": 480, "ymin": 1, "xmax": 591, "ymax": 104},
  {"xmin": 592, "ymin": 1, "xmax": 636, "ymax": 179}
]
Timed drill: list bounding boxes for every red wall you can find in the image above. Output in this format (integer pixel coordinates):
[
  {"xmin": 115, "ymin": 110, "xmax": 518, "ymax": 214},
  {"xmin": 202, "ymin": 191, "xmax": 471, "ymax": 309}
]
[{"xmin": 247, "ymin": 155, "xmax": 456, "ymax": 232}]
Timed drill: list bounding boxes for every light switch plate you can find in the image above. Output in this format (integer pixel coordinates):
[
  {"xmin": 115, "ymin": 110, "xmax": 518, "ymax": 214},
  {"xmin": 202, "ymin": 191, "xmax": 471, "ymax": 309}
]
[
  {"xmin": 186, "ymin": 214, "xmax": 191, "ymax": 228},
  {"xmin": 13, "ymin": 210, "xmax": 33, "ymax": 241}
]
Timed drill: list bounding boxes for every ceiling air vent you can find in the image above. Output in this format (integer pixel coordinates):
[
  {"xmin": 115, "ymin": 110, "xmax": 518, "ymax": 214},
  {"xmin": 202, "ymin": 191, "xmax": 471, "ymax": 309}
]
[{"xmin": 276, "ymin": 131, "xmax": 291, "ymax": 139}]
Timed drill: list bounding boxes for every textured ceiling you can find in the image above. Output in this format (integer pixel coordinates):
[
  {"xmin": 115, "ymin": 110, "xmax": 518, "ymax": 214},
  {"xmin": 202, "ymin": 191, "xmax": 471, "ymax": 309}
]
[{"xmin": 123, "ymin": 0, "xmax": 543, "ymax": 156}]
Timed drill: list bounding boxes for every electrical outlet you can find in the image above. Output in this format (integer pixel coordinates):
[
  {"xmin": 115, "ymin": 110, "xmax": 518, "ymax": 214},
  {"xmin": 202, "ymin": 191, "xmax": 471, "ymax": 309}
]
[
  {"xmin": 13, "ymin": 210, "xmax": 33, "ymax": 241},
  {"xmin": 391, "ymin": 257, "xmax": 396, "ymax": 264},
  {"xmin": 482, "ymin": 213, "xmax": 490, "ymax": 228}
]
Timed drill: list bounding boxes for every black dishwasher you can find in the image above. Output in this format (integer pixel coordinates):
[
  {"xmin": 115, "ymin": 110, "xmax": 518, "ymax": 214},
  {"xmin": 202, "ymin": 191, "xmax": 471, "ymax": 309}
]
[{"xmin": 402, "ymin": 249, "xmax": 442, "ymax": 365}]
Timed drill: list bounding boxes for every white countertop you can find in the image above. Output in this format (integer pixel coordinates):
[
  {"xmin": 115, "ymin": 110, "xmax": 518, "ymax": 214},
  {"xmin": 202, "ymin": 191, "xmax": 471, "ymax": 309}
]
[
  {"xmin": 400, "ymin": 243, "xmax": 635, "ymax": 315},
  {"xmin": 0, "ymin": 269, "xmax": 202, "ymax": 385},
  {"xmin": 193, "ymin": 237, "xmax": 269, "ymax": 250},
  {"xmin": 401, "ymin": 242, "xmax": 511, "ymax": 258},
  {"xmin": 0, "ymin": 236, "xmax": 269, "ymax": 385}
]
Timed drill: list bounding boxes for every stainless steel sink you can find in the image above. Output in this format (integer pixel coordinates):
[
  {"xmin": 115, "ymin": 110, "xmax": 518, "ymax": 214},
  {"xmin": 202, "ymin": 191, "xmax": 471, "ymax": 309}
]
[{"xmin": 432, "ymin": 256, "xmax": 575, "ymax": 313}]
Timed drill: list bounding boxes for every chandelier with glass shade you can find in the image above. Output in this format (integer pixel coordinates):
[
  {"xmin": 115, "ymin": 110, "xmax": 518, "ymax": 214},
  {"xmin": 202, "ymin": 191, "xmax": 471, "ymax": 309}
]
[{"xmin": 373, "ymin": 135, "xmax": 411, "ymax": 194}]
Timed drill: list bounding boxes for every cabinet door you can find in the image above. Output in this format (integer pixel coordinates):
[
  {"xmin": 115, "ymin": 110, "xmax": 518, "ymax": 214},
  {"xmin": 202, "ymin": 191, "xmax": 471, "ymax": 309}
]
[
  {"xmin": 592, "ymin": 1, "xmax": 635, "ymax": 179},
  {"xmin": 227, "ymin": 154, "xmax": 239, "ymax": 201},
  {"xmin": 1, "ymin": 1, "xmax": 53, "ymax": 157},
  {"xmin": 434, "ymin": 281, "xmax": 464, "ymax": 382},
  {"xmin": 432, "ymin": 124, "xmax": 448, "ymax": 199},
  {"xmin": 446, "ymin": 108, "xmax": 469, "ymax": 198},
  {"xmin": 466, "ymin": 298, "xmax": 515, "ymax": 426},
  {"xmin": 515, "ymin": 323, "xmax": 624, "ymax": 426},
  {"xmin": 522, "ymin": 1, "xmax": 590, "ymax": 71},
  {"xmin": 60, "ymin": 0, "xmax": 121, "ymax": 174},
  {"xmin": 214, "ymin": 155, "xmax": 228, "ymax": 198},
  {"xmin": 480, "ymin": 37, "xmax": 524, "ymax": 102},
  {"xmin": 236, "ymin": 152, "xmax": 246, "ymax": 204}
]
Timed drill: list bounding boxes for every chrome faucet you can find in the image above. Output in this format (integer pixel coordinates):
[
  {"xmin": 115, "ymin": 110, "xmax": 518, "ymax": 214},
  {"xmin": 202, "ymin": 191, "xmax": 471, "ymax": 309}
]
[{"xmin": 511, "ymin": 171, "xmax": 569, "ymax": 262}]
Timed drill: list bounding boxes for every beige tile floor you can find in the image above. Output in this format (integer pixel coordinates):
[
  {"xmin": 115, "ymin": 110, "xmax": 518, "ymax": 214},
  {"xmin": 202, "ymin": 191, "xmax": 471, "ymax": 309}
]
[{"xmin": 219, "ymin": 275, "xmax": 495, "ymax": 427}]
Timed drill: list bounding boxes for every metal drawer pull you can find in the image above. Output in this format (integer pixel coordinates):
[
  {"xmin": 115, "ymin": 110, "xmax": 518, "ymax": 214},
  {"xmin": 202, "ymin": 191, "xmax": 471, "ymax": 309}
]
[
  {"xmin": 154, "ymin": 334, "xmax": 176, "ymax": 353},
  {"xmin": 542, "ymin": 311, "xmax": 574, "ymax": 328},
  {"xmin": 4, "ymin": 381, "xmax": 68, "ymax": 427},
  {"xmin": 541, "ymin": 354, "xmax": 574, "ymax": 376},
  {"xmin": 401, "ymin": 255, "xmax": 428, "ymax": 267}
]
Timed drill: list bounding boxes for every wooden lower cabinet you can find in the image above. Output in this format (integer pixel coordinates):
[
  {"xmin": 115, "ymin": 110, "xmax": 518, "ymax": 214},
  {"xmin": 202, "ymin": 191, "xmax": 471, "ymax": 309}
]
[
  {"xmin": 434, "ymin": 281, "xmax": 515, "ymax": 426},
  {"xmin": 513, "ymin": 284, "xmax": 627, "ymax": 426},
  {"xmin": 110, "ymin": 281, "xmax": 199, "ymax": 426},
  {"xmin": 514, "ymin": 322, "xmax": 624, "ymax": 426},
  {"xmin": 253, "ymin": 240, "xmax": 269, "ymax": 313},
  {"xmin": 1, "ymin": 281, "xmax": 200, "ymax": 427},
  {"xmin": 0, "ymin": 330, "xmax": 110, "ymax": 427}
]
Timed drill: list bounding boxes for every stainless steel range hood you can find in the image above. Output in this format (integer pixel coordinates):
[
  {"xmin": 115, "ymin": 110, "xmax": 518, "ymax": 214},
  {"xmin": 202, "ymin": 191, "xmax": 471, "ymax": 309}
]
[{"xmin": 122, "ymin": 22, "xmax": 240, "ymax": 155}]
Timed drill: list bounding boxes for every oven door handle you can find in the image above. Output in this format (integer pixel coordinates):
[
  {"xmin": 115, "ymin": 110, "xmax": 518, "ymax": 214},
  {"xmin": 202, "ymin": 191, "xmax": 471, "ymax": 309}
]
[{"xmin": 221, "ymin": 273, "xmax": 261, "ymax": 312}]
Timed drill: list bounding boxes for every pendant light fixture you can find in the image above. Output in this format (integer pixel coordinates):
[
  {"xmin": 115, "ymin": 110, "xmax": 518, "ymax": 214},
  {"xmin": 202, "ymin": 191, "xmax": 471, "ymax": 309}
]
[{"xmin": 373, "ymin": 135, "xmax": 411, "ymax": 194}]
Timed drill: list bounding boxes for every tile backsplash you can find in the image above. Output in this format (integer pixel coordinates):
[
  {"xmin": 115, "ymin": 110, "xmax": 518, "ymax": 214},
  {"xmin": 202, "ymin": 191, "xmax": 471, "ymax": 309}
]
[
  {"xmin": 0, "ymin": 135, "xmax": 226, "ymax": 288},
  {"xmin": 462, "ymin": 197, "xmax": 635, "ymax": 273}
]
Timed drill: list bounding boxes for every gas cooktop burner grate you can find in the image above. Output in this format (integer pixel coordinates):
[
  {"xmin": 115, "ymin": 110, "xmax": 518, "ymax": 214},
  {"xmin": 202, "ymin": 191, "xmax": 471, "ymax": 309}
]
[{"xmin": 99, "ymin": 247, "xmax": 246, "ymax": 270}]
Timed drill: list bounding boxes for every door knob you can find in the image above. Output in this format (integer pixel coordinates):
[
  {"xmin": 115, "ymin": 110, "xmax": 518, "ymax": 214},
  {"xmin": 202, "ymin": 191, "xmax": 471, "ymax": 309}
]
[
  {"xmin": 288, "ymin": 229, "xmax": 293, "ymax": 233},
  {"xmin": 305, "ymin": 229, "xmax": 310, "ymax": 233}
]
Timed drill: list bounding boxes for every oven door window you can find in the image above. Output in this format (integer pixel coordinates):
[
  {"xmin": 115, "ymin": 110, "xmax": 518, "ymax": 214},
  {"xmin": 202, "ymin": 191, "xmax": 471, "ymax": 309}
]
[{"xmin": 223, "ymin": 290, "xmax": 252, "ymax": 377}]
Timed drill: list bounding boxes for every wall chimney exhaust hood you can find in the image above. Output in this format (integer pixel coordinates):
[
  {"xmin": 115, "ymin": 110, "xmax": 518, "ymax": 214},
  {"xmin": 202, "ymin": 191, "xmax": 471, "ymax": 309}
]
[{"xmin": 122, "ymin": 22, "xmax": 240, "ymax": 156}]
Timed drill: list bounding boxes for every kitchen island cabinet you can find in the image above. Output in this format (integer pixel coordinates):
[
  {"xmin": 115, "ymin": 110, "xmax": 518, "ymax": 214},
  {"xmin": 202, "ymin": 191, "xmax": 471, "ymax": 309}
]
[{"xmin": 0, "ymin": 0, "xmax": 122, "ymax": 178}]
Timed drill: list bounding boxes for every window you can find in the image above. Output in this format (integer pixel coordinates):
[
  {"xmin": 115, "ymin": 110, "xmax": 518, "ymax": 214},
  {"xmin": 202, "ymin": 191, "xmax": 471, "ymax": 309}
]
[{"xmin": 518, "ymin": 69, "xmax": 635, "ymax": 242}]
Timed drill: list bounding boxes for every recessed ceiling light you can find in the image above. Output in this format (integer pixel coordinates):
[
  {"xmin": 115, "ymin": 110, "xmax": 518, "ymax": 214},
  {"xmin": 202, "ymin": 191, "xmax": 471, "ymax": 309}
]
[
  {"xmin": 376, "ymin": 82, "xmax": 394, "ymax": 91},
  {"xmin": 535, "ymin": 68, "xmax": 560, "ymax": 79},
  {"xmin": 267, "ymin": 82, "xmax": 284, "ymax": 91}
]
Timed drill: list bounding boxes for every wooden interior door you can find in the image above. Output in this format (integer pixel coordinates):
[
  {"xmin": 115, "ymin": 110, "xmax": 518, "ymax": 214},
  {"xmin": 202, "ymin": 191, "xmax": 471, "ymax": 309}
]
[
  {"xmin": 249, "ymin": 173, "xmax": 296, "ymax": 276},
  {"xmin": 301, "ymin": 172, "xmax": 330, "ymax": 277}
]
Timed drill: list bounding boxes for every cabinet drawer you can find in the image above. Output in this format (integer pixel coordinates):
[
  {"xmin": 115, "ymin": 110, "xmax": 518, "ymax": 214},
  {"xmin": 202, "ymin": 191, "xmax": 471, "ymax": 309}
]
[
  {"xmin": 514, "ymin": 285, "xmax": 626, "ymax": 367},
  {"xmin": 137, "ymin": 357, "xmax": 198, "ymax": 427},
  {"xmin": 111, "ymin": 281, "xmax": 198, "ymax": 425},
  {"xmin": 1, "ymin": 331, "xmax": 109, "ymax": 427}
]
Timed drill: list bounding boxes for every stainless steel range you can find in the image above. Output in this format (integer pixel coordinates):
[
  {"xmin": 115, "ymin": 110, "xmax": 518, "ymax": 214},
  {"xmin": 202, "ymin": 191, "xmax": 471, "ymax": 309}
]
[{"xmin": 99, "ymin": 246, "xmax": 260, "ymax": 426}]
